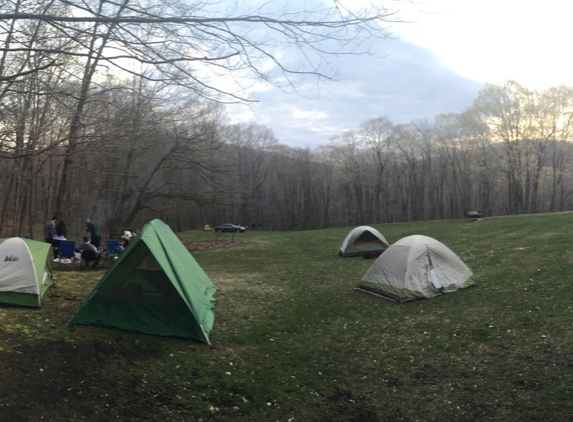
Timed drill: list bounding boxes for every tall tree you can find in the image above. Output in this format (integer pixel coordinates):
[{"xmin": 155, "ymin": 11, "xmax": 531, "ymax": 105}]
[
  {"xmin": 534, "ymin": 86, "xmax": 573, "ymax": 212},
  {"xmin": 328, "ymin": 132, "xmax": 368, "ymax": 224},
  {"xmin": 471, "ymin": 81, "xmax": 534, "ymax": 214},
  {"xmin": 359, "ymin": 116, "xmax": 395, "ymax": 223},
  {"xmin": 0, "ymin": 0, "xmax": 397, "ymax": 217},
  {"xmin": 77, "ymin": 77, "xmax": 227, "ymax": 234},
  {"xmin": 225, "ymin": 122, "xmax": 278, "ymax": 226}
]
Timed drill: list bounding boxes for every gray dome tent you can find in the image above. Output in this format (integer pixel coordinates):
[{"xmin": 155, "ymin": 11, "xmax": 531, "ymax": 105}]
[
  {"xmin": 0, "ymin": 237, "xmax": 53, "ymax": 307},
  {"xmin": 357, "ymin": 235, "xmax": 475, "ymax": 303},
  {"xmin": 339, "ymin": 226, "xmax": 390, "ymax": 257}
]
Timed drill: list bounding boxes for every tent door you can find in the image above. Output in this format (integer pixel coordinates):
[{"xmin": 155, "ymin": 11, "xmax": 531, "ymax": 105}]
[
  {"xmin": 426, "ymin": 248, "xmax": 443, "ymax": 290},
  {"xmin": 429, "ymin": 268, "xmax": 442, "ymax": 289}
]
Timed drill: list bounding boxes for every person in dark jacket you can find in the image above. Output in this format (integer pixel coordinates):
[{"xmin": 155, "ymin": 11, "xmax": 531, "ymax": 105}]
[
  {"xmin": 85, "ymin": 218, "xmax": 101, "ymax": 249},
  {"xmin": 53, "ymin": 220, "xmax": 67, "ymax": 259},
  {"xmin": 44, "ymin": 216, "xmax": 57, "ymax": 244}
]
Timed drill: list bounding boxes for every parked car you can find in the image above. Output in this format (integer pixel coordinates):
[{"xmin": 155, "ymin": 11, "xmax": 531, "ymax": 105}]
[
  {"xmin": 215, "ymin": 223, "xmax": 245, "ymax": 233},
  {"xmin": 464, "ymin": 210, "xmax": 482, "ymax": 218}
]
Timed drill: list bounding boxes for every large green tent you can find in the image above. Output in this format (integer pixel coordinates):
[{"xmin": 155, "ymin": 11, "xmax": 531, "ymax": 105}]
[
  {"xmin": 339, "ymin": 226, "xmax": 390, "ymax": 257},
  {"xmin": 69, "ymin": 219, "xmax": 216, "ymax": 343},
  {"xmin": 0, "ymin": 237, "xmax": 53, "ymax": 307}
]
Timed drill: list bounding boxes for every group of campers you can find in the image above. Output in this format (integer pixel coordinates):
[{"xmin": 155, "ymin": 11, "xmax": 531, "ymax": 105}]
[
  {"xmin": 43, "ymin": 216, "xmax": 136, "ymax": 267},
  {"xmin": 0, "ymin": 219, "xmax": 475, "ymax": 346}
]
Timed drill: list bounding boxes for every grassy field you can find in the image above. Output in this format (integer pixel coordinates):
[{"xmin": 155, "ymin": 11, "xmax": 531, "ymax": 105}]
[{"xmin": 1, "ymin": 213, "xmax": 573, "ymax": 421}]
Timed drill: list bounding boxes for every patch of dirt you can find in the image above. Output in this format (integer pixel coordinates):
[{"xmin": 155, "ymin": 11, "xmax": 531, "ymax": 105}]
[
  {"xmin": 183, "ymin": 239, "xmax": 246, "ymax": 252},
  {"xmin": 0, "ymin": 339, "xmax": 168, "ymax": 421},
  {"xmin": 314, "ymin": 388, "xmax": 380, "ymax": 422}
]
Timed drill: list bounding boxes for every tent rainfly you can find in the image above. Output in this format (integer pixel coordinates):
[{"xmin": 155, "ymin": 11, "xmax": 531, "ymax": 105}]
[
  {"xmin": 0, "ymin": 237, "xmax": 53, "ymax": 307},
  {"xmin": 69, "ymin": 219, "xmax": 216, "ymax": 344},
  {"xmin": 339, "ymin": 226, "xmax": 390, "ymax": 257},
  {"xmin": 357, "ymin": 235, "xmax": 475, "ymax": 303}
]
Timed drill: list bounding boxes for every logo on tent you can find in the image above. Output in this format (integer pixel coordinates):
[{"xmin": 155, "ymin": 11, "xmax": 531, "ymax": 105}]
[{"xmin": 4, "ymin": 255, "xmax": 19, "ymax": 262}]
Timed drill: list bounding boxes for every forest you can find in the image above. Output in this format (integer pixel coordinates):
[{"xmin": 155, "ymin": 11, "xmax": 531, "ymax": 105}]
[
  {"xmin": 210, "ymin": 80, "xmax": 573, "ymax": 231},
  {"xmin": 2, "ymin": 1, "xmax": 573, "ymax": 238}
]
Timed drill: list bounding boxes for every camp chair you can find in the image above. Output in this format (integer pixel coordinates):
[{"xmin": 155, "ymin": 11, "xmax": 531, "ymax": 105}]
[
  {"xmin": 57, "ymin": 241, "xmax": 76, "ymax": 268},
  {"xmin": 102, "ymin": 238, "xmax": 120, "ymax": 265}
]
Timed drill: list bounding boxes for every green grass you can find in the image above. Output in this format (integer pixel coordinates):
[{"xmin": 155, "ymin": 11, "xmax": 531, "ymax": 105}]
[{"xmin": 2, "ymin": 213, "xmax": 573, "ymax": 421}]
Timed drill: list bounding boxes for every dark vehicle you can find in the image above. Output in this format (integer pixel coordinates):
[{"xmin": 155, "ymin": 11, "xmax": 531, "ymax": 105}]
[
  {"xmin": 464, "ymin": 210, "xmax": 482, "ymax": 218},
  {"xmin": 215, "ymin": 223, "xmax": 246, "ymax": 233}
]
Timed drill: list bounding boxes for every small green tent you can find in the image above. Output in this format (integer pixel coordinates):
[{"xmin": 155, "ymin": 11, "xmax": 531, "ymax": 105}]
[
  {"xmin": 339, "ymin": 226, "xmax": 390, "ymax": 257},
  {"xmin": 0, "ymin": 237, "xmax": 53, "ymax": 307},
  {"xmin": 69, "ymin": 219, "xmax": 216, "ymax": 343}
]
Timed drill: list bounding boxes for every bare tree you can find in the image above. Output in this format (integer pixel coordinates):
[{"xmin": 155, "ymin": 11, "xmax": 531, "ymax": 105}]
[
  {"xmin": 328, "ymin": 132, "xmax": 369, "ymax": 224},
  {"xmin": 534, "ymin": 86, "xmax": 573, "ymax": 212},
  {"xmin": 225, "ymin": 122, "xmax": 278, "ymax": 226},
  {"xmin": 73, "ymin": 77, "xmax": 227, "ymax": 235},
  {"xmin": 471, "ymin": 81, "xmax": 534, "ymax": 214},
  {"xmin": 359, "ymin": 116, "xmax": 395, "ymax": 222},
  {"xmin": 0, "ymin": 1, "xmax": 396, "ymax": 91},
  {"xmin": 313, "ymin": 145, "xmax": 337, "ymax": 228},
  {"xmin": 392, "ymin": 121, "xmax": 429, "ymax": 221},
  {"xmin": 0, "ymin": 0, "xmax": 398, "ymax": 221},
  {"xmin": 471, "ymin": 81, "xmax": 573, "ymax": 215}
]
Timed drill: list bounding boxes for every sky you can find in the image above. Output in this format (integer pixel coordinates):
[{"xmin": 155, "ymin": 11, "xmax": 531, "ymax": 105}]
[{"xmin": 225, "ymin": 0, "xmax": 573, "ymax": 148}]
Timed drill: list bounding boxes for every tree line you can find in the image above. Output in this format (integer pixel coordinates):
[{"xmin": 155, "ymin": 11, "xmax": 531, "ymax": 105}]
[
  {"xmin": 1, "ymin": 1, "xmax": 573, "ymax": 238},
  {"xmin": 210, "ymin": 80, "xmax": 573, "ymax": 231},
  {"xmin": 2, "ymin": 69, "xmax": 573, "ymax": 237},
  {"xmin": 0, "ymin": 0, "xmax": 394, "ymax": 238}
]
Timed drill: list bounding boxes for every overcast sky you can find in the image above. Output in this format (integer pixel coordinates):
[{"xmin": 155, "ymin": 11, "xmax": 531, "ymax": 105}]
[{"xmin": 225, "ymin": 0, "xmax": 573, "ymax": 149}]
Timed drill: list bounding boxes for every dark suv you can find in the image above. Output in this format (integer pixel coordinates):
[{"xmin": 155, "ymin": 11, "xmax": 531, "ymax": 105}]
[{"xmin": 215, "ymin": 223, "xmax": 245, "ymax": 233}]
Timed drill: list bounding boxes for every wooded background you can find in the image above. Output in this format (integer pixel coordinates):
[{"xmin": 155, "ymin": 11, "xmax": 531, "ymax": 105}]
[{"xmin": 2, "ymin": 2, "xmax": 573, "ymax": 239}]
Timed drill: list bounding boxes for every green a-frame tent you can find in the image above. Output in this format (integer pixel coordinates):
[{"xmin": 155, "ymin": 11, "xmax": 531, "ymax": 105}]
[{"xmin": 69, "ymin": 219, "xmax": 216, "ymax": 344}]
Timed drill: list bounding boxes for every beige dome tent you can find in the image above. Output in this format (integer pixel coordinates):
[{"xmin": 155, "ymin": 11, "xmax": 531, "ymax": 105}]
[
  {"xmin": 0, "ymin": 237, "xmax": 53, "ymax": 307},
  {"xmin": 357, "ymin": 235, "xmax": 475, "ymax": 303}
]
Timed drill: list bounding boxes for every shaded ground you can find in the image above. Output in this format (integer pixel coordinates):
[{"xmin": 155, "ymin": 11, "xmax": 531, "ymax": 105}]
[
  {"xmin": 0, "ymin": 239, "xmax": 247, "ymax": 422},
  {"xmin": 0, "ymin": 339, "xmax": 165, "ymax": 421}
]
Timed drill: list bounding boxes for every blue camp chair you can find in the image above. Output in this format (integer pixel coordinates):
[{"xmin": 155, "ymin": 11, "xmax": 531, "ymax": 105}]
[
  {"xmin": 107, "ymin": 238, "xmax": 120, "ymax": 255},
  {"xmin": 57, "ymin": 240, "xmax": 76, "ymax": 268},
  {"xmin": 102, "ymin": 238, "xmax": 120, "ymax": 265}
]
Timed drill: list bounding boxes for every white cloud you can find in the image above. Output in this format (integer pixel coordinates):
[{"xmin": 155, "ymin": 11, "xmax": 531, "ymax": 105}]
[
  {"xmin": 391, "ymin": 0, "xmax": 573, "ymax": 89},
  {"xmin": 224, "ymin": 1, "xmax": 573, "ymax": 148},
  {"xmin": 226, "ymin": 38, "xmax": 482, "ymax": 148}
]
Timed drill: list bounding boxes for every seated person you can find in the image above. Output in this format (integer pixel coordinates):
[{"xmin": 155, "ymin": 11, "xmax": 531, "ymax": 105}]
[
  {"xmin": 117, "ymin": 235, "xmax": 131, "ymax": 254},
  {"xmin": 78, "ymin": 235, "xmax": 101, "ymax": 267},
  {"xmin": 112, "ymin": 236, "xmax": 129, "ymax": 258},
  {"xmin": 123, "ymin": 229, "xmax": 137, "ymax": 238}
]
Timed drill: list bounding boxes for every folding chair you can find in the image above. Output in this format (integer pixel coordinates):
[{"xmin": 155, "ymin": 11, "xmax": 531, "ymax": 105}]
[
  {"xmin": 57, "ymin": 240, "xmax": 76, "ymax": 269},
  {"xmin": 107, "ymin": 238, "xmax": 120, "ymax": 255},
  {"xmin": 102, "ymin": 238, "xmax": 120, "ymax": 266}
]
